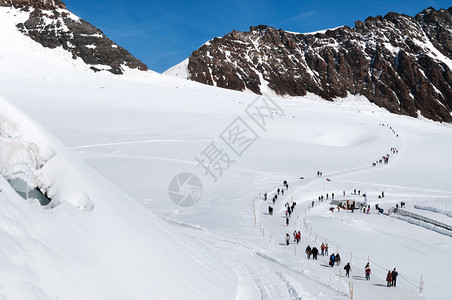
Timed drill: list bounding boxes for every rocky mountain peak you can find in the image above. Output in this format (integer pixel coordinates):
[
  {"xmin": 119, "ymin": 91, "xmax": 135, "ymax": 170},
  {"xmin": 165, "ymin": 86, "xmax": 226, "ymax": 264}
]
[
  {"xmin": 175, "ymin": 7, "xmax": 452, "ymax": 123},
  {"xmin": 0, "ymin": 0, "xmax": 66, "ymax": 10},
  {"xmin": 1, "ymin": 0, "xmax": 147, "ymax": 74}
]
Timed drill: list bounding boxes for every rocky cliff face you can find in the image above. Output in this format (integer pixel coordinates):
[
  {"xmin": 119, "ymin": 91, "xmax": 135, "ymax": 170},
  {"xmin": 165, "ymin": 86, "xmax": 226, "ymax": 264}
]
[
  {"xmin": 0, "ymin": 0, "xmax": 147, "ymax": 74},
  {"xmin": 174, "ymin": 7, "xmax": 452, "ymax": 122},
  {"xmin": 0, "ymin": 0, "xmax": 65, "ymax": 10}
]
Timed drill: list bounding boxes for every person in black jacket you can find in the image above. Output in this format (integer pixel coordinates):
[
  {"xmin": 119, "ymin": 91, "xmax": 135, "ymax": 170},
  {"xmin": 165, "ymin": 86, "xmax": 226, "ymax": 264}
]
[
  {"xmin": 312, "ymin": 247, "xmax": 319, "ymax": 260},
  {"xmin": 305, "ymin": 245, "xmax": 312, "ymax": 259},
  {"xmin": 392, "ymin": 268, "xmax": 398, "ymax": 287},
  {"xmin": 344, "ymin": 263, "xmax": 351, "ymax": 277}
]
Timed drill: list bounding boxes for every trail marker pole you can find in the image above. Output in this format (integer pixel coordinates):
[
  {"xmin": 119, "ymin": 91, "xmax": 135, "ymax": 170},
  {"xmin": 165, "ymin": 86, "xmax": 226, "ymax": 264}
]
[
  {"xmin": 419, "ymin": 275, "xmax": 424, "ymax": 294},
  {"xmin": 349, "ymin": 282, "xmax": 354, "ymax": 300},
  {"xmin": 252, "ymin": 198, "xmax": 257, "ymax": 227}
]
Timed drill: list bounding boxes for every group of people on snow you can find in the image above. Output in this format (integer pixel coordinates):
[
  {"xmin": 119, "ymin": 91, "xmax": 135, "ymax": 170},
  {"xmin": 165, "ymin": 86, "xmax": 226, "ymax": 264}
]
[
  {"xmin": 264, "ymin": 178, "xmax": 402, "ymax": 289},
  {"xmin": 329, "ymin": 253, "xmax": 341, "ymax": 267},
  {"xmin": 317, "ymin": 192, "xmax": 335, "ymax": 202},
  {"xmin": 293, "ymin": 230, "xmax": 301, "ymax": 244},
  {"xmin": 373, "ymin": 148, "xmax": 399, "ymax": 167},
  {"xmin": 386, "ymin": 268, "xmax": 398, "ymax": 287},
  {"xmin": 305, "ymin": 245, "xmax": 319, "ymax": 259},
  {"xmin": 379, "ymin": 123, "xmax": 399, "ymax": 137}
]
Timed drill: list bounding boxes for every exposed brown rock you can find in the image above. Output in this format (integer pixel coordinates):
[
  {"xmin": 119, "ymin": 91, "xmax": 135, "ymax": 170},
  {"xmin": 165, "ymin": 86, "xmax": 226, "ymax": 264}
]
[
  {"xmin": 2, "ymin": 0, "xmax": 147, "ymax": 74},
  {"xmin": 0, "ymin": 0, "xmax": 66, "ymax": 10},
  {"xmin": 185, "ymin": 7, "xmax": 452, "ymax": 122}
]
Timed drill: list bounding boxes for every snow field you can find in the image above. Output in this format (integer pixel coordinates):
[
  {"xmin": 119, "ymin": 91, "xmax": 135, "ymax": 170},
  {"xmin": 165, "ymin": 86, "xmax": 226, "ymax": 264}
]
[{"xmin": 1, "ymin": 6, "xmax": 452, "ymax": 299}]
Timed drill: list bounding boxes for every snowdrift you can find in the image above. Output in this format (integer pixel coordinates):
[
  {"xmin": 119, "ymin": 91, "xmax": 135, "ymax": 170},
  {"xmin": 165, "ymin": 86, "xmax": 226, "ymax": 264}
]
[{"xmin": 0, "ymin": 96, "xmax": 235, "ymax": 299}]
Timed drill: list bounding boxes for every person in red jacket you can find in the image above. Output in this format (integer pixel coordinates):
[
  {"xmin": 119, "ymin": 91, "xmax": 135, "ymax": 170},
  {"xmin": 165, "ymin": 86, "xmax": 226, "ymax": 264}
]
[
  {"xmin": 295, "ymin": 231, "xmax": 301, "ymax": 244},
  {"xmin": 365, "ymin": 263, "xmax": 371, "ymax": 280},
  {"xmin": 386, "ymin": 271, "xmax": 393, "ymax": 287},
  {"xmin": 321, "ymin": 243, "xmax": 325, "ymax": 256}
]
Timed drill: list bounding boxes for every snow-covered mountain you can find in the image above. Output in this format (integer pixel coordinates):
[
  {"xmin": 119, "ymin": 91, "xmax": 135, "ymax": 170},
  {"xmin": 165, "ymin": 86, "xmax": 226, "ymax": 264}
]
[
  {"xmin": 1, "ymin": 2, "xmax": 452, "ymax": 300},
  {"xmin": 166, "ymin": 7, "xmax": 452, "ymax": 123},
  {"xmin": 0, "ymin": 0, "xmax": 147, "ymax": 74}
]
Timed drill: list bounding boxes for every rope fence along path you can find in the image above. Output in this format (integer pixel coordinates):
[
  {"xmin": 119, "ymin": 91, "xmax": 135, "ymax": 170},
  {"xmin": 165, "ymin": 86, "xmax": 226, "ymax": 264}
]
[{"xmin": 298, "ymin": 204, "xmax": 424, "ymax": 294}]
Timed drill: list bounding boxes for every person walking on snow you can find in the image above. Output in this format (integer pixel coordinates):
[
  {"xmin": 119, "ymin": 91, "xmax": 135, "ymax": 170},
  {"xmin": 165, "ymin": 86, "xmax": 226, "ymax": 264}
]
[
  {"xmin": 277, "ymin": 188, "xmax": 280, "ymax": 195},
  {"xmin": 329, "ymin": 253, "xmax": 335, "ymax": 267},
  {"xmin": 285, "ymin": 233, "xmax": 290, "ymax": 246},
  {"xmin": 325, "ymin": 243, "xmax": 329, "ymax": 255},
  {"xmin": 335, "ymin": 253, "xmax": 341, "ymax": 266},
  {"xmin": 321, "ymin": 243, "xmax": 325, "ymax": 256},
  {"xmin": 392, "ymin": 268, "xmax": 398, "ymax": 287},
  {"xmin": 295, "ymin": 231, "xmax": 301, "ymax": 244},
  {"xmin": 344, "ymin": 263, "xmax": 351, "ymax": 277},
  {"xmin": 286, "ymin": 217, "xmax": 289, "ymax": 226},
  {"xmin": 312, "ymin": 247, "xmax": 318, "ymax": 260},
  {"xmin": 386, "ymin": 271, "xmax": 393, "ymax": 287},
  {"xmin": 305, "ymin": 246, "xmax": 312, "ymax": 259},
  {"xmin": 365, "ymin": 264, "xmax": 371, "ymax": 280}
]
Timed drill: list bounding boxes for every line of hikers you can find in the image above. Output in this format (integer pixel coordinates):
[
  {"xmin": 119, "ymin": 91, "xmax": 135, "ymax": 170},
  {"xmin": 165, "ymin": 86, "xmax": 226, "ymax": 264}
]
[
  {"xmin": 266, "ymin": 176, "xmax": 402, "ymax": 289},
  {"xmin": 317, "ymin": 192, "xmax": 335, "ymax": 202},
  {"xmin": 262, "ymin": 180, "xmax": 297, "ymax": 227},
  {"xmin": 379, "ymin": 123, "xmax": 399, "ymax": 137},
  {"xmin": 264, "ymin": 180, "xmax": 289, "ymax": 205},
  {"xmin": 373, "ymin": 148, "xmax": 399, "ymax": 167}
]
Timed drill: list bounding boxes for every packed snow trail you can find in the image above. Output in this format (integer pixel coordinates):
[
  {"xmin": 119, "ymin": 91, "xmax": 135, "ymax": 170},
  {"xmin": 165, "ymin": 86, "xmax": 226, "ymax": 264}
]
[{"xmin": 251, "ymin": 125, "xmax": 425, "ymax": 299}]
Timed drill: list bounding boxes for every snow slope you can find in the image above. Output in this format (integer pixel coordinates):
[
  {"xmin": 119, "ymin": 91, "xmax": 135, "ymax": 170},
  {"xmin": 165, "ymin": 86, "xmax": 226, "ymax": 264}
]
[
  {"xmin": 1, "ymin": 5, "xmax": 452, "ymax": 300},
  {"xmin": 0, "ymin": 98, "xmax": 237, "ymax": 299}
]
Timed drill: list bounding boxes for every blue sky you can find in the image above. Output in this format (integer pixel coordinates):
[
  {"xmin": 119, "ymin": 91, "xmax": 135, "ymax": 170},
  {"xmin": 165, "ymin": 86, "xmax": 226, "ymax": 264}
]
[{"xmin": 64, "ymin": 1, "xmax": 451, "ymax": 73}]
